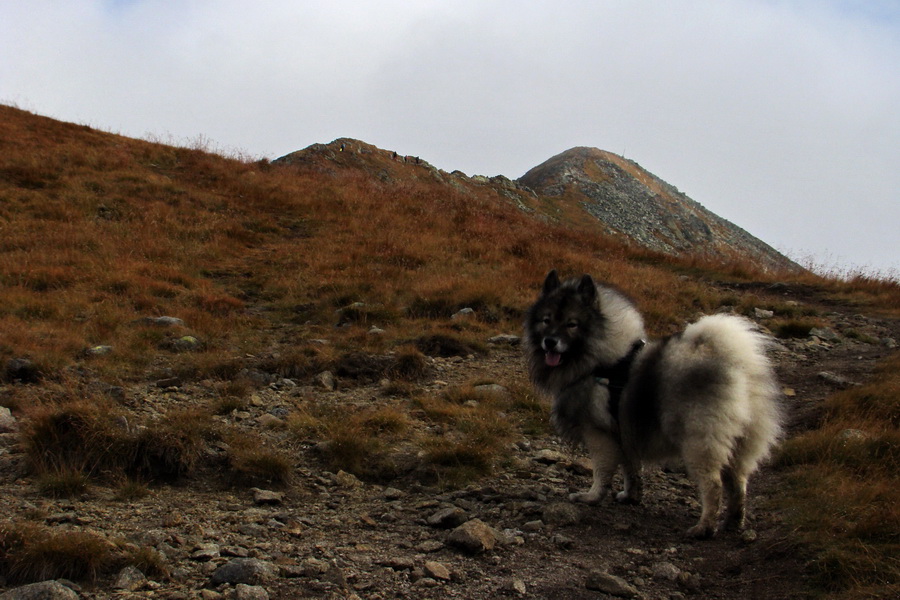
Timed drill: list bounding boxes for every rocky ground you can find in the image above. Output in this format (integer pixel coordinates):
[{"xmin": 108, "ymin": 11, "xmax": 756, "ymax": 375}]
[{"xmin": 1, "ymin": 283, "xmax": 897, "ymax": 600}]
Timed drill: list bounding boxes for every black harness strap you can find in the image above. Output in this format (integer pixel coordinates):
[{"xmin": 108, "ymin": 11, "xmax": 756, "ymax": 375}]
[{"xmin": 593, "ymin": 339, "xmax": 645, "ymax": 422}]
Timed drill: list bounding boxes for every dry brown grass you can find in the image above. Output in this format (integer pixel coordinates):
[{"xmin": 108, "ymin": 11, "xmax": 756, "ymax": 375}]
[{"xmin": 776, "ymin": 353, "xmax": 900, "ymax": 597}]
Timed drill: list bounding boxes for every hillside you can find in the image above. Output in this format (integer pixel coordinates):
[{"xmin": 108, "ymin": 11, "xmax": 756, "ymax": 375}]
[{"xmin": 0, "ymin": 105, "xmax": 898, "ymax": 599}]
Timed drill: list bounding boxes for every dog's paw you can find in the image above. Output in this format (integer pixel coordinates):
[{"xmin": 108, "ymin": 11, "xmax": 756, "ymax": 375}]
[
  {"xmin": 614, "ymin": 491, "xmax": 641, "ymax": 505},
  {"xmin": 685, "ymin": 523, "xmax": 715, "ymax": 539},
  {"xmin": 569, "ymin": 491, "xmax": 603, "ymax": 504}
]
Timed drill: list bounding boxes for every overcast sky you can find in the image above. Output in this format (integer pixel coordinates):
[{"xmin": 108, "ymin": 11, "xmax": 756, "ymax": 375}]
[{"xmin": 2, "ymin": 1, "xmax": 898, "ymax": 276}]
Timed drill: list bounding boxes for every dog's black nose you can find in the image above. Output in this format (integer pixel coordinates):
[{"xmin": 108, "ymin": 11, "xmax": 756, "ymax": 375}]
[{"xmin": 543, "ymin": 337, "xmax": 558, "ymax": 350}]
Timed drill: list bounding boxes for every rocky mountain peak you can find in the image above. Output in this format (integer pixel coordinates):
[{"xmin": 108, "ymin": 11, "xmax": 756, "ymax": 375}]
[{"xmin": 518, "ymin": 147, "xmax": 800, "ymax": 272}]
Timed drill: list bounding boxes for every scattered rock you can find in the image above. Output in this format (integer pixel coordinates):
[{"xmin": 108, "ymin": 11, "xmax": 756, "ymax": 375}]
[
  {"xmin": 836, "ymin": 429, "xmax": 871, "ymax": 444},
  {"xmin": 314, "ymin": 370, "xmax": 336, "ymax": 391},
  {"xmin": 533, "ymin": 449, "xmax": 566, "ymax": 464},
  {"xmin": 4, "ymin": 358, "xmax": 41, "ymax": 383},
  {"xmin": 0, "ymin": 581, "xmax": 79, "ymax": 600},
  {"xmin": 447, "ymin": 519, "xmax": 499, "ymax": 554},
  {"xmin": 191, "ymin": 543, "xmax": 221, "ymax": 561},
  {"xmin": 135, "ymin": 316, "xmax": 185, "ymax": 327},
  {"xmin": 650, "ymin": 561, "xmax": 681, "ymax": 581},
  {"xmin": 584, "ymin": 569, "xmax": 639, "ymax": 598},
  {"xmin": 487, "ymin": 334, "xmax": 520, "ymax": 346},
  {"xmin": 451, "ymin": 308, "xmax": 475, "ymax": 320},
  {"xmin": 810, "ymin": 327, "xmax": 840, "ymax": 342},
  {"xmin": 0, "ymin": 407, "xmax": 17, "ymax": 433},
  {"xmin": 542, "ymin": 502, "xmax": 582, "ymax": 526},
  {"xmin": 113, "ymin": 565, "xmax": 148, "ymax": 591},
  {"xmin": 817, "ymin": 371, "xmax": 860, "ymax": 387},
  {"xmin": 334, "ymin": 470, "xmax": 363, "ymax": 489},
  {"xmin": 232, "ymin": 584, "xmax": 269, "ymax": 600},
  {"xmin": 423, "ymin": 560, "xmax": 452, "ymax": 581},
  {"xmin": 427, "ymin": 506, "xmax": 468, "ymax": 528},
  {"xmin": 161, "ymin": 335, "xmax": 203, "ymax": 352},
  {"xmin": 753, "ymin": 308, "xmax": 774, "ymax": 319},
  {"xmin": 210, "ymin": 558, "xmax": 278, "ymax": 586},
  {"xmin": 505, "ymin": 578, "xmax": 527, "ymax": 595},
  {"xmin": 251, "ymin": 488, "xmax": 284, "ymax": 505},
  {"xmin": 156, "ymin": 376, "xmax": 183, "ymax": 389},
  {"xmin": 82, "ymin": 345, "xmax": 113, "ymax": 357}
]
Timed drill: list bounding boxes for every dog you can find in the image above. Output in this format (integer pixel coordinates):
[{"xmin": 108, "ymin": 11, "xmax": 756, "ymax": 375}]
[{"xmin": 524, "ymin": 270, "xmax": 783, "ymax": 538}]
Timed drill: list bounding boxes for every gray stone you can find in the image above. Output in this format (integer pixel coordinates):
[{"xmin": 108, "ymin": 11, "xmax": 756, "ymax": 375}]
[
  {"xmin": 506, "ymin": 578, "xmax": 527, "ymax": 595},
  {"xmin": 251, "ymin": 488, "xmax": 284, "ymax": 505},
  {"xmin": 650, "ymin": 561, "xmax": 681, "ymax": 581},
  {"xmin": 487, "ymin": 334, "xmax": 520, "ymax": 346},
  {"xmin": 0, "ymin": 406, "xmax": 17, "ymax": 433},
  {"xmin": 4, "ymin": 358, "xmax": 40, "ymax": 383},
  {"xmin": 451, "ymin": 307, "xmax": 475, "ymax": 320},
  {"xmin": 0, "ymin": 581, "xmax": 79, "ymax": 600},
  {"xmin": 810, "ymin": 327, "xmax": 840, "ymax": 342},
  {"xmin": 584, "ymin": 570, "xmax": 639, "ymax": 598},
  {"xmin": 113, "ymin": 565, "xmax": 148, "ymax": 591},
  {"xmin": 138, "ymin": 316, "xmax": 185, "ymax": 327},
  {"xmin": 818, "ymin": 371, "xmax": 860, "ymax": 387},
  {"xmin": 232, "ymin": 584, "xmax": 269, "ymax": 600},
  {"xmin": 314, "ymin": 371, "xmax": 336, "ymax": 391},
  {"xmin": 533, "ymin": 449, "xmax": 566, "ymax": 464},
  {"xmin": 427, "ymin": 506, "xmax": 468, "ymax": 528},
  {"xmin": 753, "ymin": 308, "xmax": 774, "ymax": 319},
  {"xmin": 210, "ymin": 558, "xmax": 278, "ymax": 586},
  {"xmin": 191, "ymin": 543, "xmax": 221, "ymax": 561}
]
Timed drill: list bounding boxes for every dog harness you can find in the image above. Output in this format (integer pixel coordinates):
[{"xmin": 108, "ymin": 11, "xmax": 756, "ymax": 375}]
[{"xmin": 593, "ymin": 339, "xmax": 646, "ymax": 422}]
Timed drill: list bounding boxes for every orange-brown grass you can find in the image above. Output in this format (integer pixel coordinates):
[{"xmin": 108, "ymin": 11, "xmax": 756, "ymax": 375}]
[
  {"xmin": 776, "ymin": 353, "xmax": 900, "ymax": 598},
  {"xmin": 3, "ymin": 104, "xmax": 796, "ymax": 387},
  {"xmin": 224, "ymin": 432, "xmax": 294, "ymax": 487},
  {"xmin": 0, "ymin": 521, "xmax": 122, "ymax": 584}
]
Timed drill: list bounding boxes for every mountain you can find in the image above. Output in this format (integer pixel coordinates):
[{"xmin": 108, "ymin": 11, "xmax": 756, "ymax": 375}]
[
  {"xmin": 276, "ymin": 140, "xmax": 800, "ymax": 273},
  {"xmin": 518, "ymin": 147, "xmax": 798, "ymax": 272}
]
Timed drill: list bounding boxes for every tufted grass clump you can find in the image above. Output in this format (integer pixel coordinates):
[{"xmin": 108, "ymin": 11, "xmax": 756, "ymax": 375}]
[{"xmin": 0, "ymin": 521, "xmax": 121, "ymax": 584}]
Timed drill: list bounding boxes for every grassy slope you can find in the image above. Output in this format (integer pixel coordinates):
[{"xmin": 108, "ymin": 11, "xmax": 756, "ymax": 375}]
[{"xmin": 1, "ymin": 104, "xmax": 899, "ymax": 596}]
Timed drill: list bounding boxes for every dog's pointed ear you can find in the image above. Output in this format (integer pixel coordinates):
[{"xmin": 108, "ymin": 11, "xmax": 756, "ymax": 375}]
[
  {"xmin": 542, "ymin": 270, "xmax": 560, "ymax": 295},
  {"xmin": 577, "ymin": 274, "xmax": 596, "ymax": 304}
]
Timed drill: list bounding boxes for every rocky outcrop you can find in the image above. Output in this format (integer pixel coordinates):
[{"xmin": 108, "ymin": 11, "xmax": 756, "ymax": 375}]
[{"xmin": 518, "ymin": 147, "xmax": 801, "ymax": 272}]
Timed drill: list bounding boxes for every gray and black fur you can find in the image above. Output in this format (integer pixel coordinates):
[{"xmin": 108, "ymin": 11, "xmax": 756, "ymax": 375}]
[{"xmin": 524, "ymin": 270, "xmax": 783, "ymax": 538}]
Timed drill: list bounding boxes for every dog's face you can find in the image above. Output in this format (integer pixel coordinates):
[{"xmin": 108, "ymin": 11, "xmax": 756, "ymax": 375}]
[{"xmin": 525, "ymin": 270, "xmax": 600, "ymax": 370}]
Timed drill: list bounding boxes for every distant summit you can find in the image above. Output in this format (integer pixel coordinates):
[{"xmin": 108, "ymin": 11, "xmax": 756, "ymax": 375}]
[{"xmin": 518, "ymin": 147, "xmax": 799, "ymax": 272}]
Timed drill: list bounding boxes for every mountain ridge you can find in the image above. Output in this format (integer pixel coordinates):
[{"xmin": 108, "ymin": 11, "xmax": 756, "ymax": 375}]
[{"xmin": 276, "ymin": 139, "xmax": 800, "ymax": 273}]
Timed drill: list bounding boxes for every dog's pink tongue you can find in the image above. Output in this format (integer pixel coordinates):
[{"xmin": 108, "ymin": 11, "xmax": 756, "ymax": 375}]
[{"xmin": 545, "ymin": 351, "xmax": 562, "ymax": 367}]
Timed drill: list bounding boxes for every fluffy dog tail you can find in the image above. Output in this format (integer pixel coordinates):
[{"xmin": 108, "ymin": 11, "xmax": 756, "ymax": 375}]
[{"xmin": 677, "ymin": 314, "xmax": 784, "ymax": 466}]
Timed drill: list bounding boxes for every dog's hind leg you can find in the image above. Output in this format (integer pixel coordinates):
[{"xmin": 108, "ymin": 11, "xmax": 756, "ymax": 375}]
[
  {"xmin": 683, "ymin": 447, "xmax": 725, "ymax": 538},
  {"xmin": 721, "ymin": 464, "xmax": 747, "ymax": 531},
  {"xmin": 615, "ymin": 457, "xmax": 643, "ymax": 504},
  {"xmin": 570, "ymin": 430, "xmax": 622, "ymax": 504}
]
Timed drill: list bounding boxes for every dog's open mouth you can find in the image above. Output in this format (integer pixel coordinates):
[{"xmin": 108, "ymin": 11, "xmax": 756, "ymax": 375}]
[{"xmin": 544, "ymin": 351, "xmax": 562, "ymax": 367}]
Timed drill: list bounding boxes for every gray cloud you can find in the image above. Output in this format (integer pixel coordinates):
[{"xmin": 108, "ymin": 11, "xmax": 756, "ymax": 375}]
[{"xmin": 2, "ymin": 0, "xmax": 897, "ymax": 274}]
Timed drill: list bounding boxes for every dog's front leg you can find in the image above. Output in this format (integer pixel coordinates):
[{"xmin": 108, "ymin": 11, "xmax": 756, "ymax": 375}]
[{"xmin": 570, "ymin": 430, "xmax": 622, "ymax": 504}]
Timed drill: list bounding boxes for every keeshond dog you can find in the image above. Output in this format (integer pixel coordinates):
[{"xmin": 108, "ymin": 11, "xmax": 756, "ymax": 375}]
[{"xmin": 524, "ymin": 270, "xmax": 783, "ymax": 538}]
